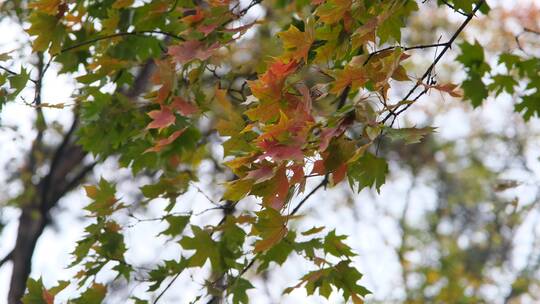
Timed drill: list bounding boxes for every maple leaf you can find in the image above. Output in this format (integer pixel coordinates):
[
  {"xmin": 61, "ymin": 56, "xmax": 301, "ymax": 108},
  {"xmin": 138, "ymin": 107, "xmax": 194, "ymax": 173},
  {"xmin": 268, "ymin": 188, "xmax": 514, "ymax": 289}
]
[
  {"xmin": 181, "ymin": 8, "xmax": 205, "ymax": 25},
  {"xmin": 432, "ymin": 83, "xmax": 463, "ymax": 98},
  {"xmin": 248, "ymin": 60, "xmax": 297, "ymax": 102},
  {"xmin": 146, "ymin": 106, "xmax": 175, "ymax": 130},
  {"xmin": 351, "ymin": 18, "xmax": 378, "ymax": 49},
  {"xmin": 180, "ymin": 226, "xmax": 223, "ymax": 272},
  {"xmin": 151, "ymin": 59, "xmax": 176, "ymax": 104},
  {"xmin": 145, "ymin": 129, "xmax": 187, "ymax": 153},
  {"xmin": 268, "ymin": 166, "xmax": 290, "ymax": 209},
  {"xmin": 28, "ymin": 0, "xmax": 61, "ymax": 15},
  {"xmin": 278, "ymin": 25, "xmax": 314, "ymax": 63},
  {"xmin": 171, "ymin": 96, "xmax": 198, "ymax": 116},
  {"xmin": 246, "ymin": 60, "xmax": 298, "ymax": 121},
  {"xmin": 246, "ymin": 164, "xmax": 275, "ymax": 184},
  {"xmin": 253, "ymin": 207, "xmax": 289, "ymax": 252},
  {"xmin": 259, "ymin": 140, "xmax": 304, "ymax": 162},
  {"xmin": 315, "ymin": 0, "xmax": 351, "ymax": 24},
  {"xmin": 27, "ymin": 12, "xmax": 65, "ymax": 53},
  {"xmin": 347, "ymin": 152, "xmax": 388, "ymax": 193},
  {"xmin": 198, "ymin": 24, "xmax": 218, "ymax": 36},
  {"xmin": 168, "ymin": 40, "xmax": 220, "ymax": 64},
  {"xmin": 331, "ymin": 63, "xmax": 367, "ymax": 94}
]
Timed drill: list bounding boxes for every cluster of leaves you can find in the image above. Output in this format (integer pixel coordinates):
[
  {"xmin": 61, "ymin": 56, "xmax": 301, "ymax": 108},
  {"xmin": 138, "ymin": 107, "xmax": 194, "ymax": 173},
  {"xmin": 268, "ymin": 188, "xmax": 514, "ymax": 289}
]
[
  {"xmin": 7, "ymin": 0, "xmax": 538, "ymax": 303},
  {"xmin": 457, "ymin": 40, "xmax": 540, "ymax": 118}
]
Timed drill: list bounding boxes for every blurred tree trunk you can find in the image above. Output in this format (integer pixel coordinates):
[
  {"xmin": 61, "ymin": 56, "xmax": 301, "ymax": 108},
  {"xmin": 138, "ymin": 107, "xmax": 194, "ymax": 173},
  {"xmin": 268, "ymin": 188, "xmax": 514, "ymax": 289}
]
[{"xmin": 6, "ymin": 59, "xmax": 154, "ymax": 304}]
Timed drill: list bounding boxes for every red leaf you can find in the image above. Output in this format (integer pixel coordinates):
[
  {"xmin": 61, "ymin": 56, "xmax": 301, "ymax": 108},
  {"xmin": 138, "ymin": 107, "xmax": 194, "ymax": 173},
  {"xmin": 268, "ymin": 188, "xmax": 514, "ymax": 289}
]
[
  {"xmin": 310, "ymin": 159, "xmax": 325, "ymax": 175},
  {"xmin": 145, "ymin": 128, "xmax": 186, "ymax": 153},
  {"xmin": 168, "ymin": 40, "xmax": 220, "ymax": 64},
  {"xmin": 246, "ymin": 165, "xmax": 275, "ymax": 183},
  {"xmin": 171, "ymin": 96, "xmax": 198, "ymax": 116},
  {"xmin": 290, "ymin": 164, "xmax": 305, "ymax": 184},
  {"xmin": 259, "ymin": 140, "xmax": 304, "ymax": 162},
  {"xmin": 146, "ymin": 106, "xmax": 175, "ymax": 130},
  {"xmin": 42, "ymin": 290, "xmax": 54, "ymax": 304},
  {"xmin": 198, "ymin": 24, "xmax": 218, "ymax": 36},
  {"xmin": 332, "ymin": 163, "xmax": 348, "ymax": 184},
  {"xmin": 267, "ymin": 166, "xmax": 290, "ymax": 210},
  {"xmin": 151, "ymin": 59, "xmax": 175, "ymax": 104}
]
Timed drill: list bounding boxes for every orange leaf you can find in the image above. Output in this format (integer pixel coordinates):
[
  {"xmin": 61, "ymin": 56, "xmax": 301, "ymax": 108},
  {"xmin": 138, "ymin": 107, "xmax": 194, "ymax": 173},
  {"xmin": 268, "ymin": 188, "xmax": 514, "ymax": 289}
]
[
  {"xmin": 42, "ymin": 290, "xmax": 54, "ymax": 304},
  {"xmin": 331, "ymin": 64, "xmax": 367, "ymax": 94},
  {"xmin": 181, "ymin": 8, "xmax": 205, "ymax": 25},
  {"xmin": 433, "ymin": 83, "xmax": 463, "ymax": 98},
  {"xmin": 254, "ymin": 226, "xmax": 288, "ymax": 252}
]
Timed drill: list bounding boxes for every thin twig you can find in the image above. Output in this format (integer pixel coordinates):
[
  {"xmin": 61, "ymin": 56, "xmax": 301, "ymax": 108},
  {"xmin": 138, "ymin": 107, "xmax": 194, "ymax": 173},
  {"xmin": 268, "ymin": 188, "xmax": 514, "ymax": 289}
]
[
  {"xmin": 153, "ymin": 272, "xmax": 181, "ymax": 304},
  {"xmin": 60, "ymin": 30, "xmax": 184, "ymax": 53},
  {"xmin": 380, "ymin": 0, "xmax": 485, "ymax": 125},
  {"xmin": 364, "ymin": 42, "xmax": 450, "ymax": 66},
  {"xmin": 0, "ymin": 250, "xmax": 12, "ymax": 268}
]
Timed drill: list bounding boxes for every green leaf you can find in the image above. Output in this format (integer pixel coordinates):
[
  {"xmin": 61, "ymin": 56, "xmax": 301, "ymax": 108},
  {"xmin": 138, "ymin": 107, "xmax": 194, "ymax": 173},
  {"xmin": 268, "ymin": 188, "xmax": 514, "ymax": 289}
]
[
  {"xmin": 258, "ymin": 231, "xmax": 296, "ymax": 272},
  {"xmin": 230, "ymin": 278, "xmax": 254, "ymax": 304},
  {"xmin": 301, "ymin": 226, "xmax": 325, "ymax": 236},
  {"xmin": 22, "ymin": 278, "xmax": 47, "ymax": 304},
  {"xmin": 147, "ymin": 259, "xmax": 188, "ymax": 292},
  {"xmin": 323, "ymin": 230, "xmax": 355, "ymax": 258},
  {"xmin": 83, "ymin": 178, "xmax": 123, "ymax": 217},
  {"xmin": 462, "ymin": 72, "xmax": 488, "ymax": 107},
  {"xmin": 347, "ymin": 152, "xmax": 388, "ymax": 193},
  {"xmin": 159, "ymin": 215, "xmax": 190, "ymax": 237},
  {"xmin": 27, "ymin": 12, "xmax": 65, "ymax": 54},
  {"xmin": 180, "ymin": 226, "xmax": 223, "ymax": 273},
  {"xmin": 457, "ymin": 41, "xmax": 489, "ymax": 74},
  {"xmin": 385, "ymin": 127, "xmax": 435, "ymax": 144},
  {"xmin": 488, "ymin": 74, "xmax": 518, "ymax": 95},
  {"xmin": 499, "ymin": 53, "xmax": 521, "ymax": 70},
  {"xmin": 222, "ymin": 179, "xmax": 253, "ymax": 202},
  {"xmin": 515, "ymin": 92, "xmax": 540, "ymax": 121},
  {"xmin": 72, "ymin": 283, "xmax": 107, "ymax": 304},
  {"xmin": 8, "ymin": 68, "xmax": 30, "ymax": 98}
]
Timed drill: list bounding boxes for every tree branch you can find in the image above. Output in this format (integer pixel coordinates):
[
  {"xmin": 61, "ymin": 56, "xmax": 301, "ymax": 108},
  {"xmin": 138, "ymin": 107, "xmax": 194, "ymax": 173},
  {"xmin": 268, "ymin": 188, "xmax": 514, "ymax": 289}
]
[
  {"xmin": 60, "ymin": 30, "xmax": 184, "ymax": 54},
  {"xmin": 0, "ymin": 250, "xmax": 12, "ymax": 268},
  {"xmin": 380, "ymin": 0, "xmax": 485, "ymax": 125}
]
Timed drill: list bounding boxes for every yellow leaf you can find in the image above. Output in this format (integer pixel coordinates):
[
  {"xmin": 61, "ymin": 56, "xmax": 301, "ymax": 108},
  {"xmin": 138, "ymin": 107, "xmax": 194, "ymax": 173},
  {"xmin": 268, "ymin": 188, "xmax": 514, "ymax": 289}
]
[
  {"xmin": 315, "ymin": 0, "xmax": 351, "ymax": 24},
  {"xmin": 278, "ymin": 25, "xmax": 314, "ymax": 63},
  {"xmin": 28, "ymin": 0, "xmax": 61, "ymax": 15},
  {"xmin": 331, "ymin": 64, "xmax": 367, "ymax": 94}
]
